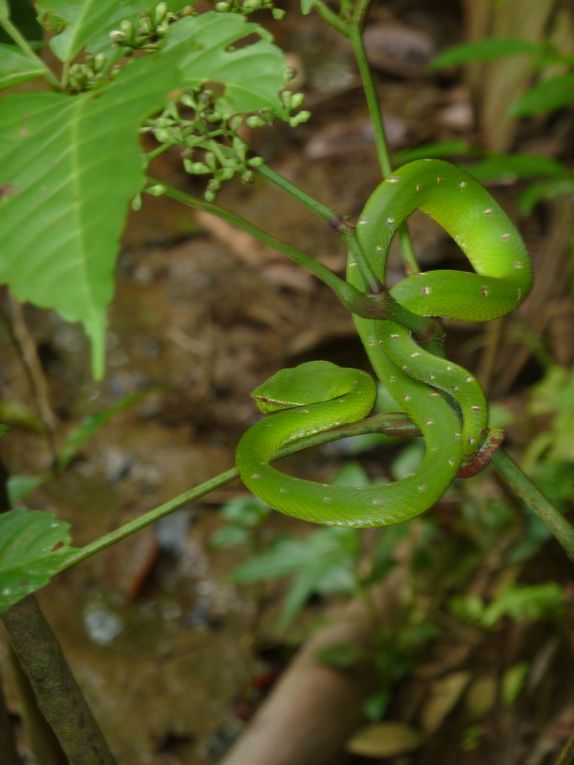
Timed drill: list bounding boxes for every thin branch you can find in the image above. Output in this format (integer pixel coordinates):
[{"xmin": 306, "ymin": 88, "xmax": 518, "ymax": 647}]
[
  {"xmin": 2, "ymin": 295, "xmax": 59, "ymax": 463},
  {"xmin": 1, "ymin": 598, "xmax": 116, "ymax": 765},
  {"xmin": 347, "ymin": 25, "xmax": 420, "ymax": 275},
  {"xmin": 491, "ymin": 449, "xmax": 574, "ymax": 564},
  {"xmin": 256, "ymin": 163, "xmax": 383, "ymax": 293},
  {"xmin": 60, "ymin": 412, "xmax": 418, "ymax": 572},
  {"xmin": 0, "ymin": 19, "xmax": 60, "ymax": 89},
  {"xmin": 146, "ymin": 180, "xmax": 436, "ymax": 337}
]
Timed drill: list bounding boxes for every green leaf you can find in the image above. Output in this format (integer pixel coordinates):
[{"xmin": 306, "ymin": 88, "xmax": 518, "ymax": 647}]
[
  {"xmin": 519, "ymin": 176, "xmax": 574, "ymax": 215},
  {"xmin": 509, "ymin": 72, "xmax": 574, "ymax": 117},
  {"xmin": 233, "ymin": 528, "xmax": 359, "ymax": 627},
  {"xmin": 0, "ymin": 43, "xmax": 45, "ymax": 89},
  {"xmin": 36, "ymin": 0, "xmax": 191, "ymax": 61},
  {"xmin": 465, "ymin": 153, "xmax": 570, "ymax": 183},
  {"xmin": 430, "ymin": 37, "xmax": 544, "ymax": 70},
  {"xmin": 58, "ymin": 388, "xmax": 157, "ymax": 468},
  {"xmin": 0, "ymin": 509, "xmax": 78, "ymax": 612},
  {"xmin": 0, "ymin": 52, "xmax": 185, "ymax": 377},
  {"xmin": 164, "ymin": 13, "xmax": 288, "ymax": 115}
]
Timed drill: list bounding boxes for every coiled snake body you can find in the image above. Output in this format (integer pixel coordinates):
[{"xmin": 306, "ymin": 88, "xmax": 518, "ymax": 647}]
[{"xmin": 236, "ymin": 160, "xmax": 533, "ymax": 526}]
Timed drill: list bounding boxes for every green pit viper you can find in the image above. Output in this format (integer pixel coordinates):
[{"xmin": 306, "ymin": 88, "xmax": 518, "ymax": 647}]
[{"xmin": 236, "ymin": 159, "xmax": 533, "ymax": 526}]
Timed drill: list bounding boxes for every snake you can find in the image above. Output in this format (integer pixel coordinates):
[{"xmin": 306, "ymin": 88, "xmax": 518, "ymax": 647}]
[{"xmin": 236, "ymin": 159, "xmax": 533, "ymax": 526}]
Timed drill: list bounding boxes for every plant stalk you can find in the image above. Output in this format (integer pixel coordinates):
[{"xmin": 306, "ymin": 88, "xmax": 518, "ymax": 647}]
[
  {"xmin": 60, "ymin": 412, "xmax": 418, "ymax": 572},
  {"xmin": 256, "ymin": 163, "xmax": 382, "ymax": 293},
  {"xmin": 147, "ymin": 180, "xmax": 436, "ymax": 337},
  {"xmin": 0, "ymin": 19, "xmax": 60, "ymax": 89},
  {"xmin": 347, "ymin": 25, "xmax": 420, "ymax": 274},
  {"xmin": 1, "ymin": 598, "xmax": 116, "ymax": 765},
  {"xmin": 491, "ymin": 449, "xmax": 574, "ymax": 564}
]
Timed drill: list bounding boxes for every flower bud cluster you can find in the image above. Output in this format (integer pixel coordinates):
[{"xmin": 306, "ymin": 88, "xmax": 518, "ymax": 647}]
[
  {"xmin": 214, "ymin": 0, "xmax": 286, "ymax": 20},
  {"xmin": 109, "ymin": 3, "xmax": 192, "ymax": 51},
  {"xmin": 145, "ymin": 84, "xmax": 309, "ymax": 200},
  {"xmin": 67, "ymin": 54, "xmax": 107, "ymax": 93}
]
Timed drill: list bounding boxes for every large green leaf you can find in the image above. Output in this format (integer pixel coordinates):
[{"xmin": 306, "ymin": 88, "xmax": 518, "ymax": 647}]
[
  {"xmin": 430, "ymin": 37, "xmax": 544, "ymax": 70},
  {"xmin": 0, "ymin": 43, "xmax": 45, "ymax": 89},
  {"xmin": 0, "ymin": 52, "xmax": 184, "ymax": 377},
  {"xmin": 164, "ymin": 12, "xmax": 287, "ymax": 115},
  {"xmin": 36, "ymin": 0, "xmax": 191, "ymax": 61},
  {"xmin": 0, "ymin": 509, "xmax": 77, "ymax": 612},
  {"xmin": 509, "ymin": 72, "xmax": 574, "ymax": 117}
]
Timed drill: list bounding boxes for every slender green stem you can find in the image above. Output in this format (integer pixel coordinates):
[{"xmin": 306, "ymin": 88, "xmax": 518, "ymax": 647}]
[
  {"xmin": 59, "ymin": 412, "xmax": 418, "ymax": 572},
  {"xmin": 256, "ymin": 163, "xmax": 382, "ymax": 293},
  {"xmin": 0, "ymin": 18, "xmax": 60, "ymax": 89},
  {"xmin": 491, "ymin": 449, "xmax": 574, "ymax": 564},
  {"xmin": 309, "ymin": 0, "xmax": 349, "ymax": 36},
  {"xmin": 346, "ymin": 26, "xmax": 420, "ymax": 274},
  {"xmin": 352, "ymin": 0, "xmax": 372, "ymax": 28},
  {"xmin": 146, "ymin": 179, "xmax": 436, "ymax": 337},
  {"xmin": 144, "ymin": 141, "xmax": 177, "ymax": 164}
]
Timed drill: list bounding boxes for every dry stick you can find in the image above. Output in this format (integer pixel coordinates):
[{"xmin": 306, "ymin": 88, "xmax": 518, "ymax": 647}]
[
  {"xmin": 1, "ymin": 600, "xmax": 116, "ymax": 765},
  {"xmin": 0, "ymin": 460, "xmax": 116, "ymax": 765},
  {"xmin": 1, "ymin": 295, "xmax": 59, "ymax": 462}
]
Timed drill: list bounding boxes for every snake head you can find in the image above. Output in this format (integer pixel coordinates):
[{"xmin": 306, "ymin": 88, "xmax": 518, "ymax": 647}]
[{"xmin": 251, "ymin": 361, "xmax": 374, "ymax": 414}]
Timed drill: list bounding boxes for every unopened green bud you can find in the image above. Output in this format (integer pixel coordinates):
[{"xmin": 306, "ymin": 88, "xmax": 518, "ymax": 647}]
[
  {"xmin": 281, "ymin": 91, "xmax": 292, "ymax": 108},
  {"xmin": 147, "ymin": 184, "xmax": 166, "ymax": 196},
  {"xmin": 220, "ymin": 167, "xmax": 235, "ymax": 180},
  {"xmin": 204, "ymin": 152, "xmax": 217, "ymax": 169},
  {"xmin": 215, "ymin": 1, "xmax": 230, "ymax": 10},
  {"xmin": 110, "ymin": 29, "xmax": 126, "ymax": 44},
  {"xmin": 242, "ymin": 0, "xmax": 259, "ymax": 11},
  {"xmin": 154, "ymin": 128, "xmax": 172, "ymax": 143},
  {"xmin": 120, "ymin": 19, "xmax": 133, "ymax": 36},
  {"xmin": 247, "ymin": 156, "xmax": 264, "ymax": 168},
  {"xmin": 241, "ymin": 170, "xmax": 254, "ymax": 184},
  {"xmin": 131, "ymin": 194, "xmax": 143, "ymax": 211},
  {"xmin": 185, "ymin": 161, "xmax": 210, "ymax": 175},
  {"xmin": 139, "ymin": 15, "xmax": 152, "ymax": 34},
  {"xmin": 284, "ymin": 66, "xmax": 297, "ymax": 81},
  {"xmin": 94, "ymin": 53, "xmax": 106, "ymax": 72},
  {"xmin": 272, "ymin": 7, "xmax": 286, "ymax": 19},
  {"xmin": 290, "ymin": 92, "xmax": 305, "ymax": 109},
  {"xmin": 180, "ymin": 93, "xmax": 196, "ymax": 108},
  {"xmin": 155, "ymin": 2, "xmax": 168, "ymax": 23},
  {"xmin": 204, "ymin": 190, "xmax": 216, "ymax": 202},
  {"xmin": 246, "ymin": 115, "xmax": 267, "ymax": 128},
  {"xmin": 289, "ymin": 110, "xmax": 311, "ymax": 127}
]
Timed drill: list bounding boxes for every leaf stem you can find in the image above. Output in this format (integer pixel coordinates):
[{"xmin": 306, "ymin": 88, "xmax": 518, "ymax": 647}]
[
  {"xmin": 0, "ymin": 18, "xmax": 60, "ymax": 89},
  {"xmin": 59, "ymin": 412, "xmax": 418, "ymax": 572},
  {"xmin": 346, "ymin": 25, "xmax": 420, "ymax": 274},
  {"xmin": 309, "ymin": 0, "xmax": 349, "ymax": 36},
  {"xmin": 256, "ymin": 163, "xmax": 383, "ymax": 293},
  {"xmin": 146, "ymin": 179, "xmax": 435, "ymax": 336},
  {"xmin": 491, "ymin": 449, "xmax": 574, "ymax": 564}
]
